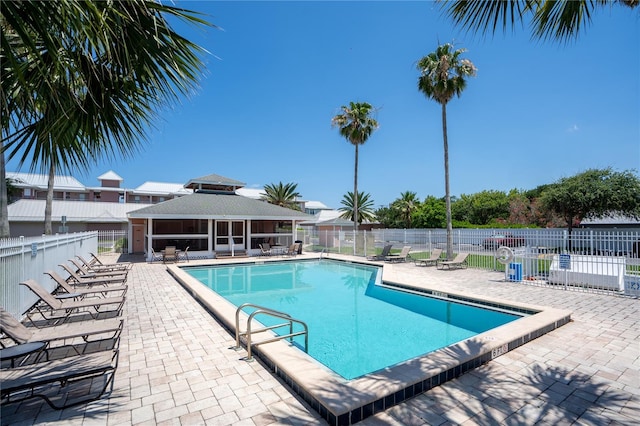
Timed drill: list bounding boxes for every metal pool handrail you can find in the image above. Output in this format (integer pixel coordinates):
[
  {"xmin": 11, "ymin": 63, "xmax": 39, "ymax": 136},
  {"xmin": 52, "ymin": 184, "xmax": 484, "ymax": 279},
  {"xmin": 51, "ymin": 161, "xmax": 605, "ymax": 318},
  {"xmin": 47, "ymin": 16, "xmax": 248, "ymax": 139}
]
[{"xmin": 234, "ymin": 303, "xmax": 309, "ymax": 361}]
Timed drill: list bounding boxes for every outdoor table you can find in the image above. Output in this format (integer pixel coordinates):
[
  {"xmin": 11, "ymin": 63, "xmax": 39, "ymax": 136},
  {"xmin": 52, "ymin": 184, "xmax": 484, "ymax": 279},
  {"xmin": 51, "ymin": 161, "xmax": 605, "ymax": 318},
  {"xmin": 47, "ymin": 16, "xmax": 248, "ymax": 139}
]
[{"xmin": 270, "ymin": 246, "xmax": 287, "ymax": 255}]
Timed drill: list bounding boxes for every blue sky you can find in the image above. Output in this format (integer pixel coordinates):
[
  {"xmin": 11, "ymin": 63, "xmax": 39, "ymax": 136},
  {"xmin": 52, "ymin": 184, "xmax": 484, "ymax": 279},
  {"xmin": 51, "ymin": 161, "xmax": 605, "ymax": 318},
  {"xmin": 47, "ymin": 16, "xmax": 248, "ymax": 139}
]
[{"xmin": 8, "ymin": 1, "xmax": 639, "ymax": 209}]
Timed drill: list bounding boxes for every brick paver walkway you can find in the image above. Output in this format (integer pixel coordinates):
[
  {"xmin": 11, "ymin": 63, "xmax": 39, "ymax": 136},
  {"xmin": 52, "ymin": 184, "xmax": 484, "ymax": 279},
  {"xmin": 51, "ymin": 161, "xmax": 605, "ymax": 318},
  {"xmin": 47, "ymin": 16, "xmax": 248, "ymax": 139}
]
[{"xmin": 2, "ymin": 256, "xmax": 638, "ymax": 425}]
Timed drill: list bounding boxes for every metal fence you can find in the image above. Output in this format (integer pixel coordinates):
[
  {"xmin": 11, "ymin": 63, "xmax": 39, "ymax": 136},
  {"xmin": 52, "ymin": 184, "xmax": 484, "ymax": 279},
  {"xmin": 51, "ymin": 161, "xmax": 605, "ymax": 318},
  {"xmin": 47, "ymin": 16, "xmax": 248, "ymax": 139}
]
[
  {"xmin": 97, "ymin": 230, "xmax": 128, "ymax": 254},
  {"xmin": 0, "ymin": 232, "xmax": 99, "ymax": 318},
  {"xmin": 298, "ymin": 228, "xmax": 640, "ymax": 297}
]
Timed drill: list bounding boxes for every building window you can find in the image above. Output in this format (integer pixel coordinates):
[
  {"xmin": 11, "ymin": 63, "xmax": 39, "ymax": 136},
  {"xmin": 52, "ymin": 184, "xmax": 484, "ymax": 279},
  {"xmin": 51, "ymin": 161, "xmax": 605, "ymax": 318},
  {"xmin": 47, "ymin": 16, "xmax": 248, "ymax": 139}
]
[
  {"xmin": 79, "ymin": 193, "xmax": 86, "ymax": 200},
  {"xmin": 24, "ymin": 188, "xmax": 31, "ymax": 197}
]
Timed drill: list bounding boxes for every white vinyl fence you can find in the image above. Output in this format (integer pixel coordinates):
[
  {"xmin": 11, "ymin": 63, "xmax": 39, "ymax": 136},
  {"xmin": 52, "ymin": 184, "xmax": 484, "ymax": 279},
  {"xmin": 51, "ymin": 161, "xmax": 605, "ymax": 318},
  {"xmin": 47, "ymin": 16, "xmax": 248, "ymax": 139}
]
[
  {"xmin": 298, "ymin": 228, "xmax": 640, "ymax": 297},
  {"xmin": 0, "ymin": 232, "xmax": 98, "ymax": 318}
]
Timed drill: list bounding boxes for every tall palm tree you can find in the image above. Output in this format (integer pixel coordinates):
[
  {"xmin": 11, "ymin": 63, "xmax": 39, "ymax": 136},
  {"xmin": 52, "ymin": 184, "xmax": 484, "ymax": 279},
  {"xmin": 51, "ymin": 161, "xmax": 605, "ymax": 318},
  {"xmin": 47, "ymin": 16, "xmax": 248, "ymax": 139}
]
[
  {"xmin": 0, "ymin": 141, "xmax": 8, "ymax": 238},
  {"xmin": 1, "ymin": 1, "xmax": 211, "ymax": 235},
  {"xmin": 262, "ymin": 182, "xmax": 302, "ymax": 210},
  {"xmin": 439, "ymin": 0, "xmax": 639, "ymax": 43},
  {"xmin": 339, "ymin": 191, "xmax": 376, "ymax": 224},
  {"xmin": 331, "ymin": 102, "xmax": 379, "ymax": 232},
  {"xmin": 417, "ymin": 43, "xmax": 476, "ymax": 259},
  {"xmin": 394, "ymin": 191, "xmax": 419, "ymax": 229}
]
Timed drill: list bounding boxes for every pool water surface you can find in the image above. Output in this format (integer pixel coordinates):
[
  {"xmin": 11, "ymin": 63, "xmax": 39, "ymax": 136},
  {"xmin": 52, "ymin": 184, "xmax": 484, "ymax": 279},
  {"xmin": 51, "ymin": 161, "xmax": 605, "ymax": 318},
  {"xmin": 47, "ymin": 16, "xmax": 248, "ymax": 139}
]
[{"xmin": 185, "ymin": 260, "xmax": 521, "ymax": 379}]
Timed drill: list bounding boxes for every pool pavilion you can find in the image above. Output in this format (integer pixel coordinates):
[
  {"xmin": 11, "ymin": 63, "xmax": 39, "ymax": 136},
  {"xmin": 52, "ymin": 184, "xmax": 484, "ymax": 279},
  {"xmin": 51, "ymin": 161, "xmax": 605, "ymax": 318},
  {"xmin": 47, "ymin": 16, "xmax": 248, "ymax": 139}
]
[{"xmin": 127, "ymin": 173, "xmax": 311, "ymax": 260}]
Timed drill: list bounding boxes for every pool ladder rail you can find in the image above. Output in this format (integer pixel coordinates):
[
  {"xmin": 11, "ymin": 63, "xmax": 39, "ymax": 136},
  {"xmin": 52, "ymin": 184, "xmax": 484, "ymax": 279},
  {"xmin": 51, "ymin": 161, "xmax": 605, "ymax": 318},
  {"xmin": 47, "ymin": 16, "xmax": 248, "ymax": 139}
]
[{"xmin": 234, "ymin": 303, "xmax": 309, "ymax": 361}]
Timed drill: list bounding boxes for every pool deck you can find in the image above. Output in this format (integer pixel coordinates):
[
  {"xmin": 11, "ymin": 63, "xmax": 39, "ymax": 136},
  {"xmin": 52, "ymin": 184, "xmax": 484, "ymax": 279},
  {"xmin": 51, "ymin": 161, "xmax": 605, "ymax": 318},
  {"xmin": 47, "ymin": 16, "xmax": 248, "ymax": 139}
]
[{"xmin": 3, "ymin": 253, "xmax": 638, "ymax": 425}]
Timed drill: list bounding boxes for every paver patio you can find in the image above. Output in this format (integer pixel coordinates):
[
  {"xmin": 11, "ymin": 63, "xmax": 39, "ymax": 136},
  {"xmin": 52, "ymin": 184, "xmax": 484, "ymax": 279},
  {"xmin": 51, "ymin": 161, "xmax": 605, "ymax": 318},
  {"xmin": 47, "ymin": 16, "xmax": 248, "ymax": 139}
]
[{"xmin": 2, "ymin": 254, "xmax": 638, "ymax": 425}]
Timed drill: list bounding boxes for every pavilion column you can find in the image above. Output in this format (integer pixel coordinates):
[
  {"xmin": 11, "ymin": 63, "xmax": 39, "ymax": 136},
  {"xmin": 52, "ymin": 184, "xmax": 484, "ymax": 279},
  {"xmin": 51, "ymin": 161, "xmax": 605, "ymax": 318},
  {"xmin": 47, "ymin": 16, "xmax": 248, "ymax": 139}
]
[
  {"xmin": 208, "ymin": 219, "xmax": 213, "ymax": 258},
  {"xmin": 146, "ymin": 219, "xmax": 153, "ymax": 261},
  {"xmin": 247, "ymin": 220, "xmax": 252, "ymax": 252}
]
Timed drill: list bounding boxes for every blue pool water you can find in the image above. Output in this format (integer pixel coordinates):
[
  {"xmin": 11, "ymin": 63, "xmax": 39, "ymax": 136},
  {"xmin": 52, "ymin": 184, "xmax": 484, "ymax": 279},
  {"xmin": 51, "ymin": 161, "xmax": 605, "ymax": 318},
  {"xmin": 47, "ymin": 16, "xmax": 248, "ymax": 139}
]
[{"xmin": 185, "ymin": 260, "xmax": 521, "ymax": 380}]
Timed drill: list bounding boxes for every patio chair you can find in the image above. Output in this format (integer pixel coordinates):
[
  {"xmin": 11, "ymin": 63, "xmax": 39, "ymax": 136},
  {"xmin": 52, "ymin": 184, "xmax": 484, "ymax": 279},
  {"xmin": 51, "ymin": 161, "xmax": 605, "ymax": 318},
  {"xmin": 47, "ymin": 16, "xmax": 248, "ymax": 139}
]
[
  {"xmin": 59, "ymin": 264, "xmax": 127, "ymax": 286},
  {"xmin": 20, "ymin": 280, "xmax": 125, "ymax": 326},
  {"xmin": 385, "ymin": 246, "xmax": 412, "ymax": 263},
  {"xmin": 68, "ymin": 259, "xmax": 128, "ymax": 280},
  {"xmin": 1, "ymin": 307, "xmax": 123, "ymax": 357},
  {"xmin": 414, "ymin": 248, "xmax": 443, "ymax": 267},
  {"xmin": 178, "ymin": 246, "xmax": 190, "ymax": 262},
  {"xmin": 367, "ymin": 244, "xmax": 393, "ymax": 261},
  {"xmin": 437, "ymin": 252, "xmax": 469, "ymax": 270},
  {"xmin": 148, "ymin": 248, "xmax": 163, "ymax": 263},
  {"xmin": 259, "ymin": 243, "xmax": 272, "ymax": 256},
  {"xmin": 163, "ymin": 246, "xmax": 178, "ymax": 263},
  {"xmin": 76, "ymin": 255, "xmax": 133, "ymax": 274},
  {"xmin": 77, "ymin": 255, "xmax": 131, "ymax": 272},
  {"xmin": 0, "ymin": 349, "xmax": 119, "ymax": 409},
  {"xmin": 44, "ymin": 271, "xmax": 128, "ymax": 299},
  {"xmin": 89, "ymin": 252, "xmax": 132, "ymax": 270},
  {"xmin": 284, "ymin": 243, "xmax": 299, "ymax": 257}
]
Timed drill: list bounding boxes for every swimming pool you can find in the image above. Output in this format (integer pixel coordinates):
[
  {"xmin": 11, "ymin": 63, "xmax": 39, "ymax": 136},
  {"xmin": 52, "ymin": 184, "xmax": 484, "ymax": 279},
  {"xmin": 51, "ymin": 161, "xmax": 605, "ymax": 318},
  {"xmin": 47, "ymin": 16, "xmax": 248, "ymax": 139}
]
[
  {"xmin": 185, "ymin": 260, "xmax": 521, "ymax": 379},
  {"xmin": 169, "ymin": 257, "xmax": 571, "ymax": 425}
]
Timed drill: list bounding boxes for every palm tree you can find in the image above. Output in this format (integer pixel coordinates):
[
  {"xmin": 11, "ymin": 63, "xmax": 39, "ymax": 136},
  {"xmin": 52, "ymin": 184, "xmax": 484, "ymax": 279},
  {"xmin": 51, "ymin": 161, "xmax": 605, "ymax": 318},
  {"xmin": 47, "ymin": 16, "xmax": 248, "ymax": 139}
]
[
  {"xmin": 331, "ymin": 102, "xmax": 379, "ymax": 232},
  {"xmin": 417, "ymin": 43, "xmax": 476, "ymax": 260},
  {"xmin": 439, "ymin": 0, "xmax": 639, "ymax": 43},
  {"xmin": 339, "ymin": 191, "xmax": 376, "ymax": 224},
  {"xmin": 262, "ymin": 182, "xmax": 302, "ymax": 210},
  {"xmin": 393, "ymin": 191, "xmax": 419, "ymax": 229},
  {"xmin": 1, "ymin": 1, "xmax": 211, "ymax": 234},
  {"xmin": 0, "ymin": 142, "xmax": 8, "ymax": 238}
]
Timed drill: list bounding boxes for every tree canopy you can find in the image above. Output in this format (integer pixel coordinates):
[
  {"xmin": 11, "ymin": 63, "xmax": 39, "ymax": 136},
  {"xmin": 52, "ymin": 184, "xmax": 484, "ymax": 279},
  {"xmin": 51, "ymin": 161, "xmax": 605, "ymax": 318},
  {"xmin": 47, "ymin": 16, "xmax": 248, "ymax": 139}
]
[
  {"xmin": 1, "ymin": 0, "xmax": 211, "ymax": 235},
  {"xmin": 439, "ymin": 0, "xmax": 639, "ymax": 43},
  {"xmin": 262, "ymin": 182, "xmax": 301, "ymax": 210},
  {"xmin": 339, "ymin": 191, "xmax": 376, "ymax": 224},
  {"xmin": 540, "ymin": 168, "xmax": 640, "ymax": 233}
]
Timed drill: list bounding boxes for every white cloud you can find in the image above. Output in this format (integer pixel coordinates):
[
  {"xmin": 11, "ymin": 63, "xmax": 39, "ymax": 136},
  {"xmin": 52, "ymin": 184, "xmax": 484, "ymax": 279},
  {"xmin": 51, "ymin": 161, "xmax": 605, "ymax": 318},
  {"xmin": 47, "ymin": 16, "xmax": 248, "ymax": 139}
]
[{"xmin": 567, "ymin": 124, "xmax": 579, "ymax": 133}]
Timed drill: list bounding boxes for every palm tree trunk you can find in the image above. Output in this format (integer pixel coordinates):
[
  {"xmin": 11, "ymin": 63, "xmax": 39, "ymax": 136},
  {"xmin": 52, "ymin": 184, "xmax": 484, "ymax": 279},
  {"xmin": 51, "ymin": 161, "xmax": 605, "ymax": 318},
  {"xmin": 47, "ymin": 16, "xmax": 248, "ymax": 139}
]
[
  {"xmin": 354, "ymin": 144, "xmax": 359, "ymax": 233},
  {"xmin": 442, "ymin": 103, "xmax": 453, "ymax": 260},
  {"xmin": 0, "ymin": 140, "xmax": 10, "ymax": 238},
  {"xmin": 44, "ymin": 162, "xmax": 55, "ymax": 235}
]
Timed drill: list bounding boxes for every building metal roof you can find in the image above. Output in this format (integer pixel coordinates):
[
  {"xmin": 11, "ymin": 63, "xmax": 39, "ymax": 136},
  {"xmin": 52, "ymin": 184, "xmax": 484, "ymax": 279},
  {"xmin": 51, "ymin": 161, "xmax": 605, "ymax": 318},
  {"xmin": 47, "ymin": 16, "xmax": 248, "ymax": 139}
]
[
  {"xmin": 8, "ymin": 199, "xmax": 151, "ymax": 223},
  {"xmin": 132, "ymin": 181, "xmax": 193, "ymax": 195},
  {"xmin": 299, "ymin": 209, "xmax": 343, "ymax": 225},
  {"xmin": 235, "ymin": 187, "xmax": 265, "ymax": 199},
  {"xmin": 304, "ymin": 200, "xmax": 331, "ymax": 210},
  {"xmin": 7, "ymin": 172, "xmax": 86, "ymax": 192},
  {"xmin": 580, "ymin": 214, "xmax": 640, "ymax": 226},
  {"xmin": 97, "ymin": 170, "xmax": 123, "ymax": 181},
  {"xmin": 128, "ymin": 193, "xmax": 311, "ymax": 220}
]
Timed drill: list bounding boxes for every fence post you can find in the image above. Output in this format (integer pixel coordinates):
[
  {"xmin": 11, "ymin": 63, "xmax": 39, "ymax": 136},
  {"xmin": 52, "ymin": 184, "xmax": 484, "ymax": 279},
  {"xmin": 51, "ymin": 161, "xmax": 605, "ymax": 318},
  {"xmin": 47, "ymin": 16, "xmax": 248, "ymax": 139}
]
[
  {"xmin": 352, "ymin": 230, "xmax": 355, "ymax": 255},
  {"xmin": 364, "ymin": 230, "xmax": 367, "ymax": 256}
]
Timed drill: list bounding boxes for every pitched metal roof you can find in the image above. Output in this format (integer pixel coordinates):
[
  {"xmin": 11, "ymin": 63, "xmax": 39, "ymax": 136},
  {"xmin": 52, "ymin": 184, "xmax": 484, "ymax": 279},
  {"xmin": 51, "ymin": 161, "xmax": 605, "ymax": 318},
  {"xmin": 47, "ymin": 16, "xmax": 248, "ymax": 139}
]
[
  {"xmin": 580, "ymin": 214, "xmax": 640, "ymax": 225},
  {"xmin": 235, "ymin": 187, "xmax": 266, "ymax": 199},
  {"xmin": 299, "ymin": 209, "xmax": 342, "ymax": 225},
  {"xmin": 304, "ymin": 200, "xmax": 331, "ymax": 210},
  {"xmin": 8, "ymin": 199, "xmax": 150, "ymax": 223},
  {"xmin": 97, "ymin": 170, "xmax": 123, "ymax": 181},
  {"xmin": 7, "ymin": 172, "xmax": 86, "ymax": 191},
  {"xmin": 128, "ymin": 193, "xmax": 311, "ymax": 220},
  {"xmin": 132, "ymin": 181, "xmax": 192, "ymax": 195}
]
